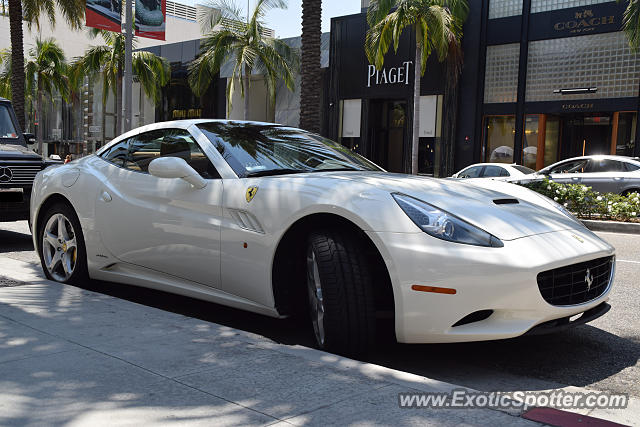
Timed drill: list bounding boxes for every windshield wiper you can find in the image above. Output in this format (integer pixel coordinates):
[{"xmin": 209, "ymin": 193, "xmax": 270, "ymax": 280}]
[{"xmin": 245, "ymin": 168, "xmax": 307, "ymax": 177}]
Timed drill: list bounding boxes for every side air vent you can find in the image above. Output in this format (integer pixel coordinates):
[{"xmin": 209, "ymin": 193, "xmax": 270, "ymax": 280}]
[
  {"xmin": 451, "ymin": 310, "xmax": 494, "ymax": 327},
  {"xmin": 228, "ymin": 209, "xmax": 265, "ymax": 234},
  {"xmin": 493, "ymin": 198, "xmax": 519, "ymax": 205}
]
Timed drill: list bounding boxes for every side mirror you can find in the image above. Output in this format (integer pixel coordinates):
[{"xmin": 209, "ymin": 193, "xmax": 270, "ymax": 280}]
[
  {"xmin": 148, "ymin": 157, "xmax": 207, "ymax": 189},
  {"xmin": 23, "ymin": 133, "xmax": 36, "ymax": 144}
]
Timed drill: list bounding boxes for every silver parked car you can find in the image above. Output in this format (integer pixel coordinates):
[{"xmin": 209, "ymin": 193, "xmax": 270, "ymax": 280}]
[{"xmin": 537, "ymin": 155, "xmax": 640, "ymax": 195}]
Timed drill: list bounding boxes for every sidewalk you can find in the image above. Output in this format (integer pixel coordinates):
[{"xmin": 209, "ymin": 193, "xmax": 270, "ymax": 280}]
[{"xmin": 0, "ymin": 257, "xmax": 618, "ymax": 426}]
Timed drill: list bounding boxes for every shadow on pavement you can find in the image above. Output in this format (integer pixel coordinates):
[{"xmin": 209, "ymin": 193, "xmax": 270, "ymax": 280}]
[{"xmin": 0, "ymin": 228, "xmax": 34, "ymax": 253}]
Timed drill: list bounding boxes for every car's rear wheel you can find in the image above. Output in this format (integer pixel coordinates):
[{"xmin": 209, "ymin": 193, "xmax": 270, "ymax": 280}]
[
  {"xmin": 622, "ymin": 189, "xmax": 640, "ymax": 197},
  {"xmin": 306, "ymin": 230, "xmax": 376, "ymax": 356},
  {"xmin": 38, "ymin": 203, "xmax": 88, "ymax": 284}
]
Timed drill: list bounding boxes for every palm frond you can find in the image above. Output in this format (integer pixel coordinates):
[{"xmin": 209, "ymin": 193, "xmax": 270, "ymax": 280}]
[{"xmin": 622, "ymin": 0, "xmax": 640, "ymax": 51}]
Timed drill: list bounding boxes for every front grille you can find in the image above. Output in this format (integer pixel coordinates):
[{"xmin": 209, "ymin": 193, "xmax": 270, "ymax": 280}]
[
  {"xmin": 0, "ymin": 164, "xmax": 41, "ymax": 185},
  {"xmin": 537, "ymin": 256, "xmax": 614, "ymax": 306}
]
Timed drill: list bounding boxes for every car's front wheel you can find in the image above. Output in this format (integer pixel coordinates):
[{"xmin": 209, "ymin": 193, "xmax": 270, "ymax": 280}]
[
  {"xmin": 306, "ymin": 230, "xmax": 376, "ymax": 356},
  {"xmin": 38, "ymin": 203, "xmax": 88, "ymax": 284}
]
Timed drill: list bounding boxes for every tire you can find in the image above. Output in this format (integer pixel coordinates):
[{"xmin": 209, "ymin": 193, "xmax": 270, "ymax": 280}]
[
  {"xmin": 622, "ymin": 189, "xmax": 640, "ymax": 197},
  {"xmin": 306, "ymin": 229, "xmax": 376, "ymax": 356},
  {"xmin": 38, "ymin": 202, "xmax": 88, "ymax": 285}
]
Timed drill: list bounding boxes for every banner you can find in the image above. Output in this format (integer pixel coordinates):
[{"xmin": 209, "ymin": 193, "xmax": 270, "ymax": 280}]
[
  {"xmin": 135, "ymin": 0, "xmax": 166, "ymax": 40},
  {"xmin": 86, "ymin": 0, "xmax": 122, "ymax": 33}
]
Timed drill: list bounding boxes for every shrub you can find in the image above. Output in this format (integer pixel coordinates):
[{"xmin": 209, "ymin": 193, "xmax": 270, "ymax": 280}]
[{"xmin": 522, "ymin": 178, "xmax": 640, "ymax": 222}]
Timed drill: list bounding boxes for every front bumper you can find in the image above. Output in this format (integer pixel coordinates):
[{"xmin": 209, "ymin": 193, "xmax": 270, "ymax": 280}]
[
  {"xmin": 0, "ymin": 187, "xmax": 31, "ymax": 222},
  {"xmin": 366, "ymin": 227, "xmax": 615, "ymax": 344}
]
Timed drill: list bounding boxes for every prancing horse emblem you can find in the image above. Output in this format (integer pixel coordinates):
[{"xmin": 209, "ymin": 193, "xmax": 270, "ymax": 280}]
[
  {"xmin": 245, "ymin": 186, "xmax": 258, "ymax": 203},
  {"xmin": 585, "ymin": 268, "xmax": 594, "ymax": 291}
]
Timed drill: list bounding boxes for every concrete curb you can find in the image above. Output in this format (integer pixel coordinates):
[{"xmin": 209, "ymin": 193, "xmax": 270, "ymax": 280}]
[{"xmin": 582, "ymin": 219, "xmax": 640, "ymax": 235}]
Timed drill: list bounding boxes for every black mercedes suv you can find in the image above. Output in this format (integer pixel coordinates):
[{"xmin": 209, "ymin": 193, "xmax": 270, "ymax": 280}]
[{"xmin": 0, "ymin": 98, "xmax": 49, "ymax": 222}]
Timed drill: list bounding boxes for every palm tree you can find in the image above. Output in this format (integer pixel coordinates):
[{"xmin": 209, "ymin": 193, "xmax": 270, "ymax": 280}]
[
  {"xmin": 24, "ymin": 38, "xmax": 70, "ymax": 154},
  {"xmin": 620, "ymin": 0, "xmax": 640, "ymax": 50},
  {"xmin": 189, "ymin": 0, "xmax": 298, "ymax": 120},
  {"xmin": 0, "ymin": 49, "xmax": 11, "ymax": 99},
  {"xmin": 365, "ymin": 0, "xmax": 468, "ymax": 174},
  {"xmin": 7, "ymin": 0, "xmax": 84, "ymax": 131},
  {"xmin": 74, "ymin": 29, "xmax": 171, "ymax": 135},
  {"xmin": 299, "ymin": 0, "xmax": 322, "ymax": 133}
]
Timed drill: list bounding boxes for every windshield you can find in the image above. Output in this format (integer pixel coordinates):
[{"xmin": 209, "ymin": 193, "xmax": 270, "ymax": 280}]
[
  {"xmin": 197, "ymin": 122, "xmax": 382, "ymax": 177},
  {"xmin": 0, "ymin": 104, "xmax": 18, "ymax": 140}
]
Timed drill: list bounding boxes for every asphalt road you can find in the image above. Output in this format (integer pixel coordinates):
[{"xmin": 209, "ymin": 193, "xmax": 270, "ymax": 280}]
[{"xmin": 1, "ymin": 220, "xmax": 638, "ymax": 400}]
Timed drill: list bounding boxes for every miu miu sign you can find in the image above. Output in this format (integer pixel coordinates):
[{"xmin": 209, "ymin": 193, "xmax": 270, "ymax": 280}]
[{"xmin": 367, "ymin": 61, "xmax": 413, "ymax": 87}]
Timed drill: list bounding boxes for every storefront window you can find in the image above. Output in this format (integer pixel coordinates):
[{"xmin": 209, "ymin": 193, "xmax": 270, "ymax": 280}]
[
  {"xmin": 484, "ymin": 44, "xmax": 520, "ymax": 104},
  {"xmin": 544, "ymin": 117, "xmax": 560, "ymax": 167},
  {"xmin": 531, "ymin": 0, "xmax": 610, "ymax": 14},
  {"xmin": 484, "ymin": 115, "xmax": 515, "ymax": 163},
  {"xmin": 615, "ymin": 112, "xmax": 637, "ymax": 156},
  {"xmin": 489, "ymin": 0, "xmax": 522, "ymax": 19},
  {"xmin": 526, "ymin": 33, "xmax": 640, "ymax": 102},
  {"xmin": 523, "ymin": 116, "xmax": 539, "ymax": 170},
  {"xmin": 522, "ymin": 114, "xmax": 560, "ymax": 170}
]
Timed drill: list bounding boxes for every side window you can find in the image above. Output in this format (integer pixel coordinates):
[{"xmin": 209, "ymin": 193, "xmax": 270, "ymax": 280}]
[
  {"xmin": 125, "ymin": 129, "xmax": 220, "ymax": 179},
  {"xmin": 625, "ymin": 162, "xmax": 640, "ymax": 172},
  {"xmin": 459, "ymin": 166, "xmax": 482, "ymax": 178},
  {"xmin": 549, "ymin": 159, "xmax": 588, "ymax": 174},
  {"xmin": 100, "ymin": 138, "xmax": 130, "ymax": 167},
  {"xmin": 587, "ymin": 159, "xmax": 625, "ymax": 173},
  {"xmin": 483, "ymin": 166, "xmax": 507, "ymax": 177}
]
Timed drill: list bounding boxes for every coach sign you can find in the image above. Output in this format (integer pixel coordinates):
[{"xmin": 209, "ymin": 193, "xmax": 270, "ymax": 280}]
[
  {"xmin": 367, "ymin": 62, "xmax": 413, "ymax": 87},
  {"xmin": 529, "ymin": 2, "xmax": 624, "ymax": 41}
]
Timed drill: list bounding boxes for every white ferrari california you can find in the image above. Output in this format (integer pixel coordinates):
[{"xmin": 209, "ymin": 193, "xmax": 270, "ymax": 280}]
[{"xmin": 31, "ymin": 120, "xmax": 615, "ymax": 356}]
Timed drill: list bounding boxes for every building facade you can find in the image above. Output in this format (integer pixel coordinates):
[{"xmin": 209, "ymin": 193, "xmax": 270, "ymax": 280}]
[{"xmin": 456, "ymin": 0, "xmax": 640, "ymax": 173}]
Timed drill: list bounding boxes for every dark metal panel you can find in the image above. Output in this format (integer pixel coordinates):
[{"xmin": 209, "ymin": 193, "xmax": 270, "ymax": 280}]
[
  {"xmin": 524, "ymin": 98, "xmax": 639, "ymax": 114},
  {"xmin": 483, "ymin": 103, "xmax": 518, "ymax": 115},
  {"xmin": 513, "ymin": 0, "xmax": 532, "ymax": 165},
  {"xmin": 486, "ymin": 16, "xmax": 521, "ymax": 45},
  {"xmin": 454, "ymin": 0, "xmax": 488, "ymax": 171}
]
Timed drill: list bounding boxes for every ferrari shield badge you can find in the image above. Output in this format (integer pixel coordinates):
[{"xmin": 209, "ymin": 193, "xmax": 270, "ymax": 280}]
[{"xmin": 246, "ymin": 186, "xmax": 258, "ymax": 203}]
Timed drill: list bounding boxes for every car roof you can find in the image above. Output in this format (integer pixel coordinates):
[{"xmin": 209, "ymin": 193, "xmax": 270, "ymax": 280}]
[{"xmin": 550, "ymin": 154, "xmax": 637, "ymax": 163}]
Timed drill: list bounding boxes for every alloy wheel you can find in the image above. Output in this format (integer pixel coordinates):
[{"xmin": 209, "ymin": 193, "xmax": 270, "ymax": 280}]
[{"xmin": 42, "ymin": 213, "xmax": 78, "ymax": 282}]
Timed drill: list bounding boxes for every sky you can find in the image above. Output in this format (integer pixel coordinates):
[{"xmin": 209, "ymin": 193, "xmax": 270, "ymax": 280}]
[{"xmin": 186, "ymin": 0, "xmax": 363, "ymax": 38}]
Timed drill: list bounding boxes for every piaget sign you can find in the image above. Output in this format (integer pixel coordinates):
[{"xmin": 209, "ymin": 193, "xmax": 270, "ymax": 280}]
[
  {"xmin": 367, "ymin": 61, "xmax": 413, "ymax": 87},
  {"xmin": 554, "ymin": 9, "xmax": 615, "ymax": 35}
]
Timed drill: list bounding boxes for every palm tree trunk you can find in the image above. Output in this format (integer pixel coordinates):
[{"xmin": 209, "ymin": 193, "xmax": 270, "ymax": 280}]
[
  {"xmin": 36, "ymin": 79, "xmax": 43, "ymax": 155},
  {"xmin": 299, "ymin": 0, "xmax": 321, "ymax": 133},
  {"xmin": 116, "ymin": 66, "xmax": 122, "ymax": 135},
  {"xmin": 243, "ymin": 69, "xmax": 250, "ymax": 121},
  {"xmin": 8, "ymin": 0, "xmax": 25, "ymax": 130},
  {"xmin": 411, "ymin": 41, "xmax": 421, "ymax": 175}
]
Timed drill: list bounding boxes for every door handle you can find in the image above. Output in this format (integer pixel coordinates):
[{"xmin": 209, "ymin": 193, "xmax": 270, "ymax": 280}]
[
  {"xmin": 571, "ymin": 177, "xmax": 581, "ymax": 181},
  {"xmin": 613, "ymin": 177, "xmax": 623, "ymax": 181},
  {"xmin": 100, "ymin": 191, "xmax": 112, "ymax": 202}
]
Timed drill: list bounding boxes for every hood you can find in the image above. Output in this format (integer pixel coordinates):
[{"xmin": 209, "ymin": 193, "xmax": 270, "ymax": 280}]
[
  {"xmin": 309, "ymin": 171, "xmax": 582, "ymax": 241},
  {"xmin": 0, "ymin": 143, "xmax": 43, "ymax": 161}
]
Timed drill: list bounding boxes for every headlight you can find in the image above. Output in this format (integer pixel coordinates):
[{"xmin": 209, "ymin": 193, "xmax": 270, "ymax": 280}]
[{"xmin": 392, "ymin": 193, "xmax": 504, "ymax": 247}]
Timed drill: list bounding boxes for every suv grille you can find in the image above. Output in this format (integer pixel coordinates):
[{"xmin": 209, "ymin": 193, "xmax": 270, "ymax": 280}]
[
  {"xmin": 0, "ymin": 164, "xmax": 41, "ymax": 185},
  {"xmin": 537, "ymin": 256, "xmax": 614, "ymax": 306}
]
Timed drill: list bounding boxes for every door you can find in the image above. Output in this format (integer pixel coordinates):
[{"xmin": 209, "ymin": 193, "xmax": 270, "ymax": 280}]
[
  {"xmin": 95, "ymin": 128, "xmax": 224, "ymax": 287},
  {"xmin": 546, "ymin": 158, "xmax": 589, "ymax": 186},
  {"xmin": 581, "ymin": 158, "xmax": 627, "ymax": 194},
  {"xmin": 561, "ymin": 114, "xmax": 612, "ymax": 158},
  {"xmin": 369, "ymin": 100, "xmax": 407, "ymax": 172}
]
